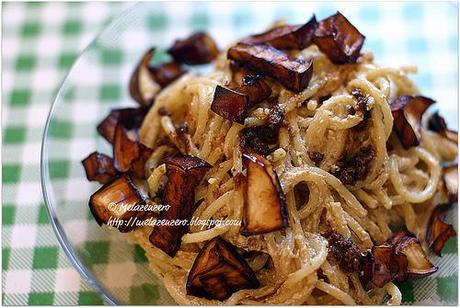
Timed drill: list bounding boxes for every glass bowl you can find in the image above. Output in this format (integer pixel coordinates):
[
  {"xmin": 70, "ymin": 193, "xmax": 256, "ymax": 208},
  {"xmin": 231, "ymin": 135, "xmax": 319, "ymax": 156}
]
[{"xmin": 40, "ymin": 2, "xmax": 457, "ymax": 305}]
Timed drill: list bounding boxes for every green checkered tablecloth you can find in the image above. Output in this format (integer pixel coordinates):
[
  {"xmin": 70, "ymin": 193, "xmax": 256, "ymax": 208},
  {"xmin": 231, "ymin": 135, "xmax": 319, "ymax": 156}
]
[
  {"xmin": 2, "ymin": 2, "xmax": 130, "ymax": 305},
  {"xmin": 2, "ymin": 1, "xmax": 458, "ymax": 305}
]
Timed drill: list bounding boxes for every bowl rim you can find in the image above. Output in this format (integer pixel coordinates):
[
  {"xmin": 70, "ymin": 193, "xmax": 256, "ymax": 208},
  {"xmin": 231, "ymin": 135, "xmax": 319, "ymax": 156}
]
[{"xmin": 39, "ymin": 3, "xmax": 141, "ymax": 305}]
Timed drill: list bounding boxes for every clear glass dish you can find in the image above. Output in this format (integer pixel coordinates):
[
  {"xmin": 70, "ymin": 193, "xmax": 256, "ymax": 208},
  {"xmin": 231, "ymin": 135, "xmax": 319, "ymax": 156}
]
[
  {"xmin": 40, "ymin": 2, "xmax": 457, "ymax": 305},
  {"xmin": 40, "ymin": 2, "xmax": 276, "ymax": 304}
]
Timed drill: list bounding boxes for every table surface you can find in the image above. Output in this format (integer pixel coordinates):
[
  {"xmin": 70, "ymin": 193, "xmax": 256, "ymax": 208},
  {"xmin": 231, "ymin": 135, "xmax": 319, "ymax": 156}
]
[
  {"xmin": 2, "ymin": 2, "xmax": 130, "ymax": 304},
  {"xmin": 2, "ymin": 1, "xmax": 458, "ymax": 305}
]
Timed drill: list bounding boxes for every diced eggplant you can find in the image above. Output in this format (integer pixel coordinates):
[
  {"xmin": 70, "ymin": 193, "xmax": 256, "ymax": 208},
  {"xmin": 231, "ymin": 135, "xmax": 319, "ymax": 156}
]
[
  {"xmin": 210, "ymin": 75, "xmax": 272, "ymax": 124},
  {"xmin": 162, "ymin": 153, "xmax": 212, "ymax": 175},
  {"xmin": 428, "ymin": 111, "xmax": 458, "ymax": 144},
  {"xmin": 149, "ymin": 154, "xmax": 211, "ymax": 256},
  {"xmin": 113, "ymin": 124, "xmax": 153, "ymax": 178},
  {"xmin": 240, "ymin": 152, "xmax": 288, "ymax": 236},
  {"xmin": 97, "ymin": 110, "xmax": 120, "ymax": 144},
  {"xmin": 227, "ymin": 43, "xmax": 313, "ymax": 93},
  {"xmin": 428, "ymin": 111, "xmax": 448, "ymax": 133},
  {"xmin": 97, "ymin": 107, "xmax": 147, "ymax": 144},
  {"xmin": 240, "ymin": 125, "xmax": 278, "ymax": 155},
  {"xmin": 186, "ymin": 237, "xmax": 260, "ymax": 300},
  {"xmin": 241, "ymin": 16, "xmax": 318, "ymax": 50},
  {"xmin": 443, "ymin": 164, "xmax": 458, "ymax": 203},
  {"xmin": 390, "ymin": 95, "xmax": 435, "ymax": 149},
  {"xmin": 130, "ymin": 143, "xmax": 154, "ymax": 179},
  {"xmin": 389, "ymin": 230, "xmax": 438, "ymax": 280},
  {"xmin": 129, "ymin": 48, "xmax": 186, "ymax": 105},
  {"xmin": 149, "ymin": 61, "xmax": 186, "ymax": 88},
  {"xmin": 113, "ymin": 124, "xmax": 140, "ymax": 172},
  {"xmin": 210, "ymin": 85, "xmax": 248, "ymax": 124},
  {"xmin": 356, "ymin": 252, "xmax": 375, "ymax": 290},
  {"xmin": 81, "ymin": 151, "xmax": 118, "ymax": 184},
  {"xmin": 167, "ymin": 32, "xmax": 219, "ymax": 65},
  {"xmin": 313, "ymin": 12, "xmax": 365, "ymax": 64},
  {"xmin": 234, "ymin": 74, "xmax": 272, "ymax": 105},
  {"xmin": 129, "ymin": 48, "xmax": 161, "ymax": 106},
  {"xmin": 88, "ymin": 174, "xmax": 150, "ymax": 232},
  {"xmin": 229, "ymin": 66, "xmax": 272, "ymax": 106},
  {"xmin": 359, "ymin": 245, "xmax": 400, "ymax": 291},
  {"xmin": 360, "ymin": 230, "xmax": 437, "ymax": 290},
  {"xmin": 426, "ymin": 204, "xmax": 457, "ymax": 256}
]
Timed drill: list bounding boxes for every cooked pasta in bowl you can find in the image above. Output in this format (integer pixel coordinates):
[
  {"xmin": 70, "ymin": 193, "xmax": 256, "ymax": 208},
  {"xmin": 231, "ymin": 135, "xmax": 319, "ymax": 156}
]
[{"xmin": 81, "ymin": 11, "xmax": 458, "ymax": 305}]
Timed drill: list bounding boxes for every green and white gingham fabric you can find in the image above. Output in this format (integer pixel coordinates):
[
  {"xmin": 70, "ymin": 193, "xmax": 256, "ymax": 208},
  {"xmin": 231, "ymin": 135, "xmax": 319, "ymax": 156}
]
[
  {"xmin": 2, "ymin": 2, "xmax": 130, "ymax": 305},
  {"xmin": 2, "ymin": 1, "xmax": 458, "ymax": 305}
]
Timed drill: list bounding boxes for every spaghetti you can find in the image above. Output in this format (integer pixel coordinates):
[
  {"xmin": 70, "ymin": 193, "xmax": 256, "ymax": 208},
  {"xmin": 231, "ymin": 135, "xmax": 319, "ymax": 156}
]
[
  {"xmin": 130, "ymin": 33, "xmax": 458, "ymax": 304},
  {"xmin": 81, "ymin": 13, "xmax": 458, "ymax": 305}
]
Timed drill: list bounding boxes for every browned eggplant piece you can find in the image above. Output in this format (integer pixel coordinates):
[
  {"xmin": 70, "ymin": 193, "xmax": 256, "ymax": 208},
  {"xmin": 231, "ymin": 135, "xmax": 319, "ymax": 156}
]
[
  {"xmin": 427, "ymin": 111, "xmax": 458, "ymax": 144},
  {"xmin": 149, "ymin": 154, "xmax": 211, "ymax": 256},
  {"xmin": 359, "ymin": 245, "xmax": 401, "ymax": 291},
  {"xmin": 227, "ymin": 43, "xmax": 313, "ymax": 93},
  {"xmin": 112, "ymin": 124, "xmax": 153, "ymax": 178},
  {"xmin": 361, "ymin": 231, "xmax": 437, "ymax": 290},
  {"xmin": 313, "ymin": 12, "xmax": 365, "ymax": 64},
  {"xmin": 428, "ymin": 111, "xmax": 448, "ymax": 133},
  {"xmin": 390, "ymin": 95, "xmax": 435, "ymax": 149},
  {"xmin": 113, "ymin": 124, "xmax": 140, "ymax": 172},
  {"xmin": 130, "ymin": 143, "xmax": 154, "ymax": 179},
  {"xmin": 443, "ymin": 164, "xmax": 458, "ymax": 203},
  {"xmin": 234, "ymin": 74, "xmax": 272, "ymax": 105},
  {"xmin": 149, "ymin": 61, "xmax": 186, "ymax": 88},
  {"xmin": 88, "ymin": 174, "xmax": 150, "ymax": 232},
  {"xmin": 167, "ymin": 32, "xmax": 219, "ymax": 65},
  {"xmin": 130, "ymin": 48, "xmax": 186, "ymax": 105},
  {"xmin": 389, "ymin": 230, "xmax": 438, "ymax": 280},
  {"xmin": 211, "ymin": 75, "xmax": 272, "ymax": 124},
  {"xmin": 186, "ymin": 236, "xmax": 260, "ymax": 300},
  {"xmin": 210, "ymin": 85, "xmax": 248, "ymax": 124},
  {"xmin": 240, "ymin": 125, "xmax": 278, "ymax": 155},
  {"xmin": 426, "ymin": 204, "xmax": 457, "ymax": 256},
  {"xmin": 97, "ymin": 107, "xmax": 147, "ymax": 144},
  {"xmin": 97, "ymin": 109, "xmax": 120, "ymax": 144},
  {"xmin": 359, "ymin": 252, "xmax": 380, "ymax": 291},
  {"xmin": 229, "ymin": 63, "xmax": 272, "ymax": 106},
  {"xmin": 241, "ymin": 16, "xmax": 318, "ymax": 50},
  {"xmin": 129, "ymin": 48, "xmax": 160, "ymax": 106},
  {"xmin": 240, "ymin": 152, "xmax": 288, "ymax": 236},
  {"xmin": 81, "ymin": 151, "xmax": 118, "ymax": 184}
]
